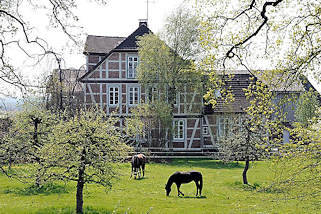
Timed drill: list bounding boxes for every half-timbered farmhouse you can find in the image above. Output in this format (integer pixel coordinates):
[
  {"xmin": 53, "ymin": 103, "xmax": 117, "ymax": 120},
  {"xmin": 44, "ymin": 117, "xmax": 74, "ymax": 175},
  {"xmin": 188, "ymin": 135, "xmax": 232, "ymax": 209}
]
[{"xmin": 79, "ymin": 20, "xmax": 307, "ymax": 155}]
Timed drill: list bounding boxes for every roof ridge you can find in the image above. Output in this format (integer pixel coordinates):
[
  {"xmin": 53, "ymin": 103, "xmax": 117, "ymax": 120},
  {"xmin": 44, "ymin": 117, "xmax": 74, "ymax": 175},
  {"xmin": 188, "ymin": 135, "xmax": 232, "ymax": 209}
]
[
  {"xmin": 114, "ymin": 24, "xmax": 152, "ymax": 50},
  {"xmin": 87, "ymin": 35, "xmax": 126, "ymax": 38}
]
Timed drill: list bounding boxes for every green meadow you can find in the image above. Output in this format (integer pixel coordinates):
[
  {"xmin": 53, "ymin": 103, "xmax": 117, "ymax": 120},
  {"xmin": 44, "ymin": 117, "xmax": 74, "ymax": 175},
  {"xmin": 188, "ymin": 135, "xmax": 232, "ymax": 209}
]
[{"xmin": 0, "ymin": 159, "xmax": 319, "ymax": 214}]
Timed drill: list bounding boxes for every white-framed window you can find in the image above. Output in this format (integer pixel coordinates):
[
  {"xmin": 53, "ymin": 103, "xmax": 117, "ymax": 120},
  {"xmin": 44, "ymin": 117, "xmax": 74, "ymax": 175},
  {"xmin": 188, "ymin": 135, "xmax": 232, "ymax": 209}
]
[
  {"xmin": 109, "ymin": 86, "xmax": 119, "ymax": 105},
  {"xmin": 283, "ymin": 129, "xmax": 290, "ymax": 144},
  {"xmin": 174, "ymin": 92, "xmax": 180, "ymax": 106},
  {"xmin": 203, "ymin": 126, "xmax": 209, "ymax": 135},
  {"xmin": 127, "ymin": 56, "xmax": 138, "ymax": 78},
  {"xmin": 215, "ymin": 89, "xmax": 221, "ymax": 98},
  {"xmin": 173, "ymin": 119, "xmax": 185, "ymax": 140},
  {"xmin": 217, "ymin": 116, "xmax": 229, "ymax": 138},
  {"xmin": 128, "ymin": 86, "xmax": 140, "ymax": 105},
  {"xmin": 148, "ymin": 87, "xmax": 157, "ymax": 103}
]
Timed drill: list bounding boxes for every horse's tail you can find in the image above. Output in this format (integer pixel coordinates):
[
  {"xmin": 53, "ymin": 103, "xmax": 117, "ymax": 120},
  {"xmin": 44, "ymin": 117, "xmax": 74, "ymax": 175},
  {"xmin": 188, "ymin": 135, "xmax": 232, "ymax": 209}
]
[
  {"xmin": 130, "ymin": 155, "xmax": 136, "ymax": 178},
  {"xmin": 131, "ymin": 155, "xmax": 135, "ymax": 166},
  {"xmin": 134, "ymin": 155, "xmax": 139, "ymax": 167},
  {"xmin": 199, "ymin": 173, "xmax": 203, "ymax": 194}
]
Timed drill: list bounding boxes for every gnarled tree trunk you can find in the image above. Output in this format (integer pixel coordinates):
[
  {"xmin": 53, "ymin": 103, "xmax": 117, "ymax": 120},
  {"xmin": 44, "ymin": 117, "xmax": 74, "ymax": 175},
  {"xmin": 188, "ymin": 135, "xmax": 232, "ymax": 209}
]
[
  {"xmin": 242, "ymin": 157, "xmax": 249, "ymax": 185},
  {"xmin": 243, "ymin": 130, "xmax": 250, "ymax": 185},
  {"xmin": 76, "ymin": 149, "xmax": 86, "ymax": 214}
]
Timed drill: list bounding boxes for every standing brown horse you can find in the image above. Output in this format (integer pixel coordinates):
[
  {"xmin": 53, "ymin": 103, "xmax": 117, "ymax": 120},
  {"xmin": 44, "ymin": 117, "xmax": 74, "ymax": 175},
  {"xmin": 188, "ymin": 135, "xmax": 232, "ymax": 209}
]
[{"xmin": 130, "ymin": 154, "xmax": 146, "ymax": 179}]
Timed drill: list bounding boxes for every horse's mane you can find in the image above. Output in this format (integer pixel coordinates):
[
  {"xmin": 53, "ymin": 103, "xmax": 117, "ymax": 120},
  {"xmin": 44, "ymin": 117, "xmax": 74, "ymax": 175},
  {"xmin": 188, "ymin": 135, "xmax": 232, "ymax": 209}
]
[
  {"xmin": 165, "ymin": 173, "xmax": 176, "ymax": 188},
  {"xmin": 137, "ymin": 154, "xmax": 145, "ymax": 159}
]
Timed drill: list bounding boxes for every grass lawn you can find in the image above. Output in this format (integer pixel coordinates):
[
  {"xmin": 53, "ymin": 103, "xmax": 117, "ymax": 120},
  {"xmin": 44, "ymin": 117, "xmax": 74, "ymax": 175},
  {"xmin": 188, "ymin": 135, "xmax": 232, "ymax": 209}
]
[{"xmin": 0, "ymin": 159, "xmax": 319, "ymax": 214}]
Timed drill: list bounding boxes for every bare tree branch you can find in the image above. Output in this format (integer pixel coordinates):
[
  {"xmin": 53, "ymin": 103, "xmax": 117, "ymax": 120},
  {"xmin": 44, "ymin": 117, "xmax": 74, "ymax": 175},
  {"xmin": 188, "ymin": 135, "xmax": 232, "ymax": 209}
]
[{"xmin": 224, "ymin": 0, "xmax": 284, "ymax": 63}]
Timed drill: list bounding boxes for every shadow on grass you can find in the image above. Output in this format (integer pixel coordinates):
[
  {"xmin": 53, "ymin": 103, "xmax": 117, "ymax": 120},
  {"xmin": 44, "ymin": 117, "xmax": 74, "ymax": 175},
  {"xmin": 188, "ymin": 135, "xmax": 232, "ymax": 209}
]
[
  {"xmin": 4, "ymin": 183, "xmax": 69, "ymax": 196},
  {"xmin": 179, "ymin": 195, "xmax": 207, "ymax": 199},
  {"xmin": 230, "ymin": 181, "xmax": 284, "ymax": 194},
  {"xmin": 169, "ymin": 159, "xmax": 243, "ymax": 169},
  {"xmin": 34, "ymin": 206, "xmax": 113, "ymax": 214},
  {"xmin": 131, "ymin": 176, "xmax": 148, "ymax": 181},
  {"xmin": 230, "ymin": 181, "xmax": 261, "ymax": 191}
]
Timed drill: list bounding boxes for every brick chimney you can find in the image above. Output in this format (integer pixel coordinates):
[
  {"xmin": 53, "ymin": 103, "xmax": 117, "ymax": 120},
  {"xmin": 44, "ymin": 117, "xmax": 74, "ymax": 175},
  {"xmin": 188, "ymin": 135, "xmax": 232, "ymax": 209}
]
[{"xmin": 139, "ymin": 19, "xmax": 148, "ymax": 27}]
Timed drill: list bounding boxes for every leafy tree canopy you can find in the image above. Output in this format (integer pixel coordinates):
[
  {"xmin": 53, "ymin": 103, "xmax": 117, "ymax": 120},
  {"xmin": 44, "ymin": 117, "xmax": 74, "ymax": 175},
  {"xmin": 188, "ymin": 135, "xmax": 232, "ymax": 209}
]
[
  {"xmin": 194, "ymin": 0, "xmax": 321, "ymax": 202},
  {"xmin": 1, "ymin": 106, "xmax": 132, "ymax": 213}
]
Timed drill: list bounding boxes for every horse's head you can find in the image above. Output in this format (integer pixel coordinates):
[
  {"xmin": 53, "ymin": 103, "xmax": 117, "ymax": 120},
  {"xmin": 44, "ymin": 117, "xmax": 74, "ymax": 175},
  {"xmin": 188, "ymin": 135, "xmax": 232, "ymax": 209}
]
[{"xmin": 165, "ymin": 184, "xmax": 171, "ymax": 196}]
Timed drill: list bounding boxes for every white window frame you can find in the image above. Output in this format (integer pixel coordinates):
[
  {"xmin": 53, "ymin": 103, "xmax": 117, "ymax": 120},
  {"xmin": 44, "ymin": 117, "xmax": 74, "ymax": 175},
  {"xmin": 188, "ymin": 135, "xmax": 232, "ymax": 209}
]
[
  {"xmin": 215, "ymin": 89, "xmax": 221, "ymax": 98},
  {"xmin": 203, "ymin": 126, "xmax": 209, "ymax": 136},
  {"xmin": 127, "ymin": 55, "xmax": 138, "ymax": 78},
  {"xmin": 148, "ymin": 87, "xmax": 157, "ymax": 103},
  {"xmin": 173, "ymin": 119, "xmax": 185, "ymax": 141},
  {"xmin": 217, "ymin": 115, "xmax": 229, "ymax": 138},
  {"xmin": 108, "ymin": 86, "xmax": 119, "ymax": 106},
  {"xmin": 174, "ymin": 92, "xmax": 180, "ymax": 106},
  {"xmin": 128, "ymin": 86, "xmax": 140, "ymax": 106}
]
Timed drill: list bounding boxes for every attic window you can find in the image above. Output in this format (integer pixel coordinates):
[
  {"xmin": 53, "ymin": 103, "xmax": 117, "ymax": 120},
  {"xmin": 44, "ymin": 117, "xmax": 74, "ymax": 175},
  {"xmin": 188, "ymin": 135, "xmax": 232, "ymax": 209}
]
[
  {"xmin": 203, "ymin": 126, "xmax": 209, "ymax": 136},
  {"xmin": 214, "ymin": 89, "xmax": 221, "ymax": 97},
  {"xmin": 127, "ymin": 56, "xmax": 138, "ymax": 78}
]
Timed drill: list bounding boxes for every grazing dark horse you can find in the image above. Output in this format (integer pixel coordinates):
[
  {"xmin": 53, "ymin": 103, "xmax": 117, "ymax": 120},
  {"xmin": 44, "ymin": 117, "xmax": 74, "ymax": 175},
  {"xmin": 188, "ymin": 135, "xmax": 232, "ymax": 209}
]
[
  {"xmin": 165, "ymin": 171, "xmax": 203, "ymax": 197},
  {"xmin": 130, "ymin": 154, "xmax": 146, "ymax": 179}
]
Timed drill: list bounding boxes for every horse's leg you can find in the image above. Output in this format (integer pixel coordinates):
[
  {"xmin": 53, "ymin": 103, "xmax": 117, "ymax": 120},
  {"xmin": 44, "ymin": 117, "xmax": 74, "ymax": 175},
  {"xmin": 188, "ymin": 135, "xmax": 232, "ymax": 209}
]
[
  {"xmin": 195, "ymin": 180, "xmax": 199, "ymax": 196},
  {"xmin": 176, "ymin": 183, "xmax": 184, "ymax": 196},
  {"xmin": 142, "ymin": 163, "xmax": 145, "ymax": 177},
  {"xmin": 176, "ymin": 183, "xmax": 181, "ymax": 196},
  {"xmin": 194, "ymin": 180, "xmax": 200, "ymax": 196}
]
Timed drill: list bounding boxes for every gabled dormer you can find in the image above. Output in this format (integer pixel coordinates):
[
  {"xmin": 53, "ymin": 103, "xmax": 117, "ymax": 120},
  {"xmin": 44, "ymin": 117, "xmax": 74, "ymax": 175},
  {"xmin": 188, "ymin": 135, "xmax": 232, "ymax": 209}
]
[
  {"xmin": 83, "ymin": 36, "xmax": 125, "ymax": 72},
  {"xmin": 80, "ymin": 20, "xmax": 151, "ymax": 82}
]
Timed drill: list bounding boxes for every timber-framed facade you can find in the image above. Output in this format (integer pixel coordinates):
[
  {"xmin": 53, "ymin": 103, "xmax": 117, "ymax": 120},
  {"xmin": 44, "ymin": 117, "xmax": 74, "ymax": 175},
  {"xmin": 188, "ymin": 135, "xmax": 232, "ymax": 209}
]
[{"xmin": 79, "ymin": 20, "xmax": 305, "ymax": 154}]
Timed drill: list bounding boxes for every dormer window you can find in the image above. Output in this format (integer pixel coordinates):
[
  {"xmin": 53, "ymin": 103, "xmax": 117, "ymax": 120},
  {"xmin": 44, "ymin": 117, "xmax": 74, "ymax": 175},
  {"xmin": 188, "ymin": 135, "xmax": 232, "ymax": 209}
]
[{"xmin": 127, "ymin": 56, "xmax": 138, "ymax": 78}]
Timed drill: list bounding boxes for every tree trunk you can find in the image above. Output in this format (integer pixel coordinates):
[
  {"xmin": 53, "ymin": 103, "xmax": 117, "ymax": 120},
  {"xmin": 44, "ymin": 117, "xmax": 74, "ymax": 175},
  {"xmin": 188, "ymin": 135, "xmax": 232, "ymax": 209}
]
[
  {"xmin": 168, "ymin": 127, "xmax": 173, "ymax": 152},
  {"xmin": 32, "ymin": 117, "xmax": 41, "ymax": 146},
  {"xmin": 76, "ymin": 149, "xmax": 86, "ymax": 214},
  {"xmin": 76, "ymin": 167, "xmax": 85, "ymax": 213},
  {"xmin": 242, "ymin": 129, "xmax": 251, "ymax": 185},
  {"xmin": 242, "ymin": 157, "xmax": 249, "ymax": 185},
  {"xmin": 168, "ymin": 87, "xmax": 175, "ymax": 152},
  {"xmin": 8, "ymin": 150, "xmax": 12, "ymax": 170},
  {"xmin": 58, "ymin": 67, "xmax": 64, "ymax": 111}
]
